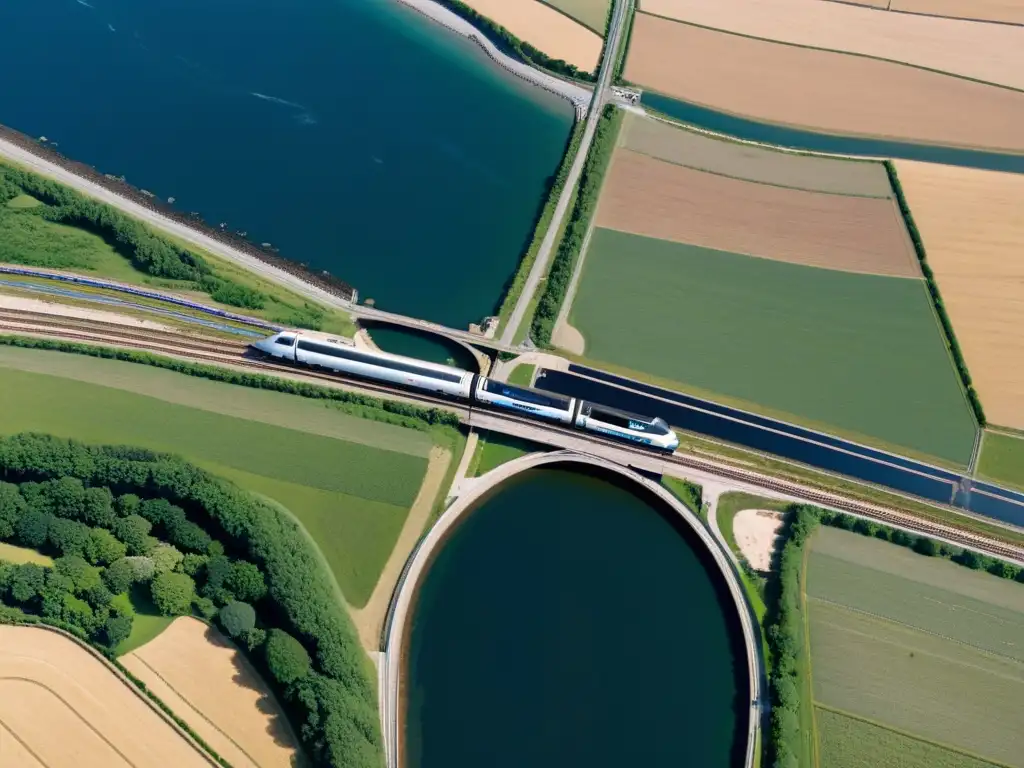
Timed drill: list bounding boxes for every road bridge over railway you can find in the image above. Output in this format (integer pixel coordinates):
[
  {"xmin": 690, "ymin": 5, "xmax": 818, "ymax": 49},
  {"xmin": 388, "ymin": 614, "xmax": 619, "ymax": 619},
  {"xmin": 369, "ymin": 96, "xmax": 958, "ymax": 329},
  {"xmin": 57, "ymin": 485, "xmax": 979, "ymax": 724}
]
[{"xmin": 380, "ymin": 450, "xmax": 764, "ymax": 768}]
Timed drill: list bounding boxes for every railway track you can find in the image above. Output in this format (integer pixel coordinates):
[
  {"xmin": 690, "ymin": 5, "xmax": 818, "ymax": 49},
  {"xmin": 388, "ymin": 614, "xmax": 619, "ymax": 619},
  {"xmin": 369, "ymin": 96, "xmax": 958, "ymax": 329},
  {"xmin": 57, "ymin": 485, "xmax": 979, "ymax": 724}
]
[{"xmin": 2, "ymin": 312, "xmax": 1021, "ymax": 562}]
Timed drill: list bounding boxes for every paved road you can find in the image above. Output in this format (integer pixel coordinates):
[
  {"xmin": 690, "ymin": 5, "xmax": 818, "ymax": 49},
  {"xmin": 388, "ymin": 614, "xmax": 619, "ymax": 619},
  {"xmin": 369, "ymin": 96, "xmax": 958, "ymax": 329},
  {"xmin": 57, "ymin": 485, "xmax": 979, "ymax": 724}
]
[{"xmin": 498, "ymin": 0, "xmax": 633, "ymax": 345}]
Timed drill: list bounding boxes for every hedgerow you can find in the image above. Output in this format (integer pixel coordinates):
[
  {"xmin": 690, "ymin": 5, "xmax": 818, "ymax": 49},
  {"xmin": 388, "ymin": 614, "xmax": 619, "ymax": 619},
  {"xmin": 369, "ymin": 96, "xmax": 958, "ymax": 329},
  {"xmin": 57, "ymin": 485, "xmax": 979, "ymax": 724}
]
[{"xmin": 0, "ymin": 432, "xmax": 384, "ymax": 767}]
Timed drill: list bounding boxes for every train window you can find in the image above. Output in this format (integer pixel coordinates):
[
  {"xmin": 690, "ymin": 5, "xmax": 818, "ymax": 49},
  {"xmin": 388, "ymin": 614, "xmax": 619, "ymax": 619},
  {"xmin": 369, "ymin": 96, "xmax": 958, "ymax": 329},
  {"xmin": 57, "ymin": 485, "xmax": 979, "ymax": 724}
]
[
  {"xmin": 275, "ymin": 336, "xmax": 296, "ymax": 346},
  {"xmin": 588, "ymin": 405, "xmax": 667, "ymax": 433},
  {"xmin": 296, "ymin": 340, "xmax": 464, "ymax": 383},
  {"xmin": 481, "ymin": 379, "xmax": 571, "ymax": 410}
]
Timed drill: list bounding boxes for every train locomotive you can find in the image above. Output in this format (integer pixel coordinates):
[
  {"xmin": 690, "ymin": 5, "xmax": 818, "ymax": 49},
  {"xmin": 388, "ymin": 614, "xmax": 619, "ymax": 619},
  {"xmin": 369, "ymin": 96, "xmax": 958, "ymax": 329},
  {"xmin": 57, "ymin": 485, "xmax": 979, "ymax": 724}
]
[{"xmin": 252, "ymin": 330, "xmax": 680, "ymax": 452}]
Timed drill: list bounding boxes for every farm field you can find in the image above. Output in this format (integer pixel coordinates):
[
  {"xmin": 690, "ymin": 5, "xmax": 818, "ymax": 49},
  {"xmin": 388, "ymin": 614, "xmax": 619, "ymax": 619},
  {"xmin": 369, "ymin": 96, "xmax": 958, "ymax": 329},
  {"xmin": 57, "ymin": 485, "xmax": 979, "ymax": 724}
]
[
  {"xmin": 625, "ymin": 14, "xmax": 1024, "ymax": 152},
  {"xmin": 815, "ymin": 708, "xmax": 1003, "ymax": 768},
  {"xmin": 619, "ymin": 112, "xmax": 893, "ymax": 197},
  {"xmin": 457, "ymin": 0, "xmax": 602, "ymax": 70},
  {"xmin": 978, "ymin": 431, "xmax": 1024, "ymax": 491},
  {"xmin": 595, "ymin": 149, "xmax": 917, "ymax": 276},
  {"xmin": 122, "ymin": 618, "xmax": 301, "ymax": 768},
  {"xmin": 639, "ymin": 0, "xmax": 1024, "ymax": 89},
  {"xmin": 806, "ymin": 526, "xmax": 1024, "ymax": 767},
  {"xmin": 569, "ymin": 228, "xmax": 977, "ymax": 465},
  {"xmin": 0, "ymin": 625, "xmax": 213, "ymax": 767},
  {"xmin": 469, "ymin": 430, "xmax": 544, "ymax": 477},
  {"xmin": 890, "ymin": 0, "xmax": 1024, "ymax": 24},
  {"xmin": 0, "ymin": 347, "xmax": 435, "ymax": 608},
  {"xmin": 893, "ymin": 160, "xmax": 1024, "ymax": 430},
  {"xmin": 544, "ymin": 0, "xmax": 610, "ymax": 32}
]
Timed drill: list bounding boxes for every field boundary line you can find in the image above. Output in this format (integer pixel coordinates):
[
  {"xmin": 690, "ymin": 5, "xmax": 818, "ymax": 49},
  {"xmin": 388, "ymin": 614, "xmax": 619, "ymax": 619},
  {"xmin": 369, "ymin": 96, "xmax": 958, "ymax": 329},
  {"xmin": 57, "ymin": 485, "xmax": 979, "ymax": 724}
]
[
  {"xmin": 813, "ymin": 702, "xmax": 1016, "ymax": 768},
  {"xmin": 5, "ymin": 623, "xmax": 223, "ymax": 767},
  {"xmin": 0, "ymin": 720, "xmax": 48, "ymax": 766},
  {"xmin": 806, "ymin": 594, "xmax": 1024, "ymax": 665},
  {"xmin": 800, "ymin": 542, "xmax": 820, "ymax": 768},
  {"xmin": 818, "ymin": 0, "xmax": 1024, "ymax": 29},
  {"xmin": 635, "ymin": 11, "xmax": 1024, "ymax": 95},
  {"xmin": 128, "ymin": 653, "xmax": 259, "ymax": 767}
]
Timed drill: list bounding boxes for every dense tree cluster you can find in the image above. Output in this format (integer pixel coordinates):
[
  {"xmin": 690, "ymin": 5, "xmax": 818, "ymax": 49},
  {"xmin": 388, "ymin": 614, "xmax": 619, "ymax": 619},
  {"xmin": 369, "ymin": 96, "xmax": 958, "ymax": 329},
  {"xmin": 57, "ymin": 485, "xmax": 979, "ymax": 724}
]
[
  {"xmin": 885, "ymin": 162, "xmax": 985, "ymax": 426},
  {"xmin": 0, "ymin": 167, "xmax": 265, "ymax": 310},
  {"xmin": 0, "ymin": 432, "xmax": 382, "ymax": 767},
  {"xmin": 531, "ymin": 106, "xmax": 622, "ymax": 346},
  {"xmin": 0, "ymin": 335, "xmax": 462, "ymax": 431},
  {"xmin": 435, "ymin": 0, "xmax": 597, "ymax": 82}
]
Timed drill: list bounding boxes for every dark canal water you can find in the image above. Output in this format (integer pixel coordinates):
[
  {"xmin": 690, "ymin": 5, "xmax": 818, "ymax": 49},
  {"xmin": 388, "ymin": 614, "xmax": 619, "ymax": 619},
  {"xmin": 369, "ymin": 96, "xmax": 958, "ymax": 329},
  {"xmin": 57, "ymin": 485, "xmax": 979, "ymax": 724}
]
[
  {"xmin": 406, "ymin": 466, "xmax": 747, "ymax": 768},
  {"xmin": 0, "ymin": 0, "xmax": 574, "ymax": 327}
]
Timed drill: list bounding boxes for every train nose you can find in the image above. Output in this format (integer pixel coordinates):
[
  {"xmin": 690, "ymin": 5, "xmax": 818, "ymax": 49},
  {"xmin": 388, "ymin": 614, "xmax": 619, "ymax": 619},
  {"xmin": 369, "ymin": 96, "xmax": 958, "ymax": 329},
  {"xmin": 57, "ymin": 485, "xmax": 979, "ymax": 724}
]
[{"xmin": 250, "ymin": 337, "xmax": 274, "ymax": 355}]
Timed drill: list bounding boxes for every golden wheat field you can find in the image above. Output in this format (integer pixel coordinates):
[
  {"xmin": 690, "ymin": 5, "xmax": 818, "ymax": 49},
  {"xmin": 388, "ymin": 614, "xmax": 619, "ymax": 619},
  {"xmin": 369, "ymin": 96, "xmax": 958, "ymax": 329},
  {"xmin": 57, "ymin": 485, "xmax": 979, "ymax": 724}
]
[
  {"xmin": 0, "ymin": 625, "xmax": 213, "ymax": 768},
  {"xmin": 894, "ymin": 161, "xmax": 1024, "ymax": 429},
  {"xmin": 640, "ymin": 0, "xmax": 1024, "ymax": 89},
  {"xmin": 121, "ymin": 617, "xmax": 302, "ymax": 768},
  {"xmin": 626, "ymin": 14, "xmax": 1024, "ymax": 153}
]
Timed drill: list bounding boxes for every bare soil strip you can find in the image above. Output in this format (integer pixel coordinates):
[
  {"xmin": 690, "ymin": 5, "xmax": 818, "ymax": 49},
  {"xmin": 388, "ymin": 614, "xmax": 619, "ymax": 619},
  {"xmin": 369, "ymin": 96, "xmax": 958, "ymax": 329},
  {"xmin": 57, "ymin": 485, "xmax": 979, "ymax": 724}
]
[
  {"xmin": 641, "ymin": 0, "xmax": 1024, "ymax": 90},
  {"xmin": 894, "ymin": 160, "xmax": 1024, "ymax": 429},
  {"xmin": 349, "ymin": 446, "xmax": 451, "ymax": 650},
  {"xmin": 626, "ymin": 14, "xmax": 1024, "ymax": 152},
  {"xmin": 122, "ymin": 617, "xmax": 301, "ymax": 768},
  {"xmin": 621, "ymin": 112, "xmax": 893, "ymax": 197},
  {"xmin": 456, "ymin": 0, "xmax": 602, "ymax": 70},
  {"xmin": 890, "ymin": 0, "xmax": 1024, "ymax": 25},
  {"xmin": 597, "ymin": 150, "xmax": 919, "ymax": 276},
  {"xmin": 0, "ymin": 625, "xmax": 212, "ymax": 768}
]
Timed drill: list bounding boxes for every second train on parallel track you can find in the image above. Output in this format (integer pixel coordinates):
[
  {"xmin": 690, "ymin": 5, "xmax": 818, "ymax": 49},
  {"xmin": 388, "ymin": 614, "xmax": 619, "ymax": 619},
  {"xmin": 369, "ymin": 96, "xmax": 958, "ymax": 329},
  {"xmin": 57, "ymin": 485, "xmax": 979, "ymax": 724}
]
[{"xmin": 252, "ymin": 330, "xmax": 680, "ymax": 452}]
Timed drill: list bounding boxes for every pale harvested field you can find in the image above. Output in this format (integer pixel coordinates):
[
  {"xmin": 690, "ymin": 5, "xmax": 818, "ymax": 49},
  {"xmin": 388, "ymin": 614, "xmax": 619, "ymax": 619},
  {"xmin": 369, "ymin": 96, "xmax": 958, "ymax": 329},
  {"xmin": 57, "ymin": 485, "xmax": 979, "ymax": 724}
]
[
  {"xmin": 0, "ymin": 625, "xmax": 212, "ymax": 768},
  {"xmin": 830, "ymin": 0, "xmax": 888, "ymax": 7},
  {"xmin": 458, "ymin": 0, "xmax": 601, "ymax": 70},
  {"xmin": 620, "ymin": 112, "xmax": 893, "ymax": 197},
  {"xmin": 641, "ymin": 0, "xmax": 1024, "ymax": 89},
  {"xmin": 891, "ymin": 0, "xmax": 1024, "ymax": 25},
  {"xmin": 122, "ymin": 617, "xmax": 301, "ymax": 768},
  {"xmin": 626, "ymin": 15, "xmax": 1024, "ymax": 152},
  {"xmin": 597, "ymin": 150, "xmax": 919, "ymax": 276},
  {"xmin": 894, "ymin": 160, "xmax": 1024, "ymax": 429},
  {"xmin": 733, "ymin": 509, "xmax": 783, "ymax": 570}
]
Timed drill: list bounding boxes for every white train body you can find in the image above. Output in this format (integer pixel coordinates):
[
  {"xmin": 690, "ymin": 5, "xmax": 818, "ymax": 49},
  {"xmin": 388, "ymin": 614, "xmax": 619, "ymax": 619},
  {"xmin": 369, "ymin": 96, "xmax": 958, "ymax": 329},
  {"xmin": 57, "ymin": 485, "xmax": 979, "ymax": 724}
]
[
  {"xmin": 252, "ymin": 331, "xmax": 474, "ymax": 399},
  {"xmin": 251, "ymin": 331, "xmax": 679, "ymax": 452}
]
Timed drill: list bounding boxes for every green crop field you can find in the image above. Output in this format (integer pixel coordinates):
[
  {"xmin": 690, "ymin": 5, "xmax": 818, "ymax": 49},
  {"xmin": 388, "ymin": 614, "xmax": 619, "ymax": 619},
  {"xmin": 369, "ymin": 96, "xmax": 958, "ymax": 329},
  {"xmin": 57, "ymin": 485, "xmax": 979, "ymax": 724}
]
[
  {"xmin": 469, "ymin": 430, "xmax": 545, "ymax": 477},
  {"xmin": 542, "ymin": 0, "xmax": 610, "ymax": 33},
  {"xmin": 816, "ymin": 708, "xmax": 1004, "ymax": 768},
  {"xmin": 0, "ymin": 348, "xmax": 435, "ymax": 608},
  {"xmin": 506, "ymin": 362, "xmax": 535, "ymax": 387},
  {"xmin": 570, "ymin": 228, "xmax": 977, "ymax": 466},
  {"xmin": 978, "ymin": 431, "xmax": 1024, "ymax": 491},
  {"xmin": 806, "ymin": 527, "xmax": 1024, "ymax": 767}
]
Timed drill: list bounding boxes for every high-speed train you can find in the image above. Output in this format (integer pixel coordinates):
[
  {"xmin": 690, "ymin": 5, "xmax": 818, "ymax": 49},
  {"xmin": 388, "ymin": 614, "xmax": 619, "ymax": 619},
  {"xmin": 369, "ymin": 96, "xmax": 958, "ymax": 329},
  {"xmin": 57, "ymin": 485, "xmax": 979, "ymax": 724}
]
[{"xmin": 252, "ymin": 330, "xmax": 680, "ymax": 452}]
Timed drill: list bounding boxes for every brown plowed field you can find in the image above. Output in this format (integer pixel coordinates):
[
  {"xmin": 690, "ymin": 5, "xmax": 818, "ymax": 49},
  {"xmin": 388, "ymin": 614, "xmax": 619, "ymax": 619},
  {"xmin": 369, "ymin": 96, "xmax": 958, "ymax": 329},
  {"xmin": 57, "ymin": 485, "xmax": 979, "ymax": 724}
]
[
  {"xmin": 0, "ymin": 625, "xmax": 213, "ymax": 768},
  {"xmin": 626, "ymin": 15, "xmax": 1024, "ymax": 152},
  {"xmin": 894, "ymin": 160, "xmax": 1024, "ymax": 428},
  {"xmin": 620, "ymin": 112, "xmax": 893, "ymax": 197},
  {"xmin": 457, "ymin": 0, "xmax": 601, "ymax": 70},
  {"xmin": 596, "ymin": 150, "xmax": 919, "ymax": 276},
  {"xmin": 891, "ymin": 0, "xmax": 1024, "ymax": 25},
  {"xmin": 122, "ymin": 617, "xmax": 301, "ymax": 768},
  {"xmin": 641, "ymin": 0, "xmax": 1024, "ymax": 89}
]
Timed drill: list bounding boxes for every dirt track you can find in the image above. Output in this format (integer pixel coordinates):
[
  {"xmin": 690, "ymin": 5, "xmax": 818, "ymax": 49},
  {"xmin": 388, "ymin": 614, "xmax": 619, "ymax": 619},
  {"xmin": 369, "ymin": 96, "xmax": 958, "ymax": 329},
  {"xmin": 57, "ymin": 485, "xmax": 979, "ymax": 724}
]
[
  {"xmin": 122, "ymin": 617, "xmax": 301, "ymax": 768},
  {"xmin": 626, "ymin": 15, "xmax": 1024, "ymax": 153},
  {"xmin": 457, "ymin": 0, "xmax": 602, "ymax": 70},
  {"xmin": 621, "ymin": 112, "xmax": 893, "ymax": 197},
  {"xmin": 597, "ymin": 149, "xmax": 919, "ymax": 276},
  {"xmin": 0, "ymin": 625, "xmax": 212, "ymax": 767},
  {"xmin": 894, "ymin": 160, "xmax": 1024, "ymax": 429},
  {"xmin": 640, "ymin": 0, "xmax": 1024, "ymax": 89},
  {"xmin": 890, "ymin": 0, "xmax": 1024, "ymax": 25}
]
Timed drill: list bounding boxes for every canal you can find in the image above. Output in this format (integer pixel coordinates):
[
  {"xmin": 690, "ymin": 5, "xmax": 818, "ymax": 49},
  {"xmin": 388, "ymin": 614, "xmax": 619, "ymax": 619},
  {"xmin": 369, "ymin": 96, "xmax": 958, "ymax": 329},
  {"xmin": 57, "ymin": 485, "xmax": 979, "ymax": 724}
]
[{"xmin": 405, "ymin": 465, "xmax": 748, "ymax": 768}]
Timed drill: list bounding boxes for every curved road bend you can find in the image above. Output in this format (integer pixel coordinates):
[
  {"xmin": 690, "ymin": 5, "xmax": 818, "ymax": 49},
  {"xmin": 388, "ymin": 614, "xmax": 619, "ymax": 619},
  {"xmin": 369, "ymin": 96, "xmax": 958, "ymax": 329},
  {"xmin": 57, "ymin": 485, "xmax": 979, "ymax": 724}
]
[
  {"xmin": 381, "ymin": 450, "xmax": 763, "ymax": 768},
  {"xmin": 499, "ymin": 0, "xmax": 634, "ymax": 345}
]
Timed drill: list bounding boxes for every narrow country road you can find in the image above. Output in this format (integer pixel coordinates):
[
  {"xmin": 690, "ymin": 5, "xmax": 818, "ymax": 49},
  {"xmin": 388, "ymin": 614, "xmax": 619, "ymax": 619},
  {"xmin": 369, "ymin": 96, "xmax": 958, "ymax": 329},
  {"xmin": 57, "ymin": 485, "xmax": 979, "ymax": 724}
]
[{"xmin": 499, "ymin": 0, "xmax": 633, "ymax": 345}]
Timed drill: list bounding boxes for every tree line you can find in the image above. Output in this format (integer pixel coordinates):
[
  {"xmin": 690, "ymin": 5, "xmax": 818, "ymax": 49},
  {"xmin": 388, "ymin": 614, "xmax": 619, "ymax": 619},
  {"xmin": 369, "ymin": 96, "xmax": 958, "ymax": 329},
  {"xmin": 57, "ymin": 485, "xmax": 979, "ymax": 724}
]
[
  {"xmin": 0, "ymin": 166, "xmax": 266, "ymax": 311},
  {"xmin": 0, "ymin": 432, "xmax": 383, "ymax": 767},
  {"xmin": 531, "ymin": 105, "xmax": 622, "ymax": 346},
  {"xmin": 765, "ymin": 503, "xmax": 1022, "ymax": 768},
  {"xmin": 434, "ymin": 0, "xmax": 596, "ymax": 83},
  {"xmin": 884, "ymin": 162, "xmax": 986, "ymax": 426}
]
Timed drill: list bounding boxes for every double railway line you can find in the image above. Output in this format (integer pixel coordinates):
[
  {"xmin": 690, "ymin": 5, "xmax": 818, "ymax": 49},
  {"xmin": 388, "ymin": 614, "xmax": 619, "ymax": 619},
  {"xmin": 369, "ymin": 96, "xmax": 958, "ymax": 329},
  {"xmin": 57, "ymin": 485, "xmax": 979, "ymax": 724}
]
[{"xmin": 2, "ymin": 311, "xmax": 1022, "ymax": 564}]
